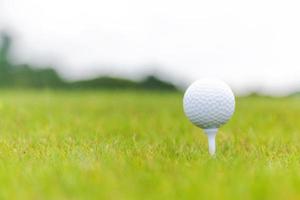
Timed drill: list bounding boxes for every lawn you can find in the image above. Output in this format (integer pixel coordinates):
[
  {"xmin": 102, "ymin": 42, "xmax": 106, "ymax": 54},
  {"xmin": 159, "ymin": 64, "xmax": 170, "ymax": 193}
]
[{"xmin": 0, "ymin": 90, "xmax": 299, "ymax": 200}]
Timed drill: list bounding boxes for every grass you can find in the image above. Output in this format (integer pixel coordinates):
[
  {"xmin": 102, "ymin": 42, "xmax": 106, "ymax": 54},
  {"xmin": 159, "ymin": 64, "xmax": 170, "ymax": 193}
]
[{"xmin": 0, "ymin": 90, "xmax": 299, "ymax": 199}]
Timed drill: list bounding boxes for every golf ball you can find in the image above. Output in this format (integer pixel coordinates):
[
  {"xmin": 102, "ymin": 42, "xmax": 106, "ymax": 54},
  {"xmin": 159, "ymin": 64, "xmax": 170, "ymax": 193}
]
[{"xmin": 183, "ymin": 78, "xmax": 235, "ymax": 129}]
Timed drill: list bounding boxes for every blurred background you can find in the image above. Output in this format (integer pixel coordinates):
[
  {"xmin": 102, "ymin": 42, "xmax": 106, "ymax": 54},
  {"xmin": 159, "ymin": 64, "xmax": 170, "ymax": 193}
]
[{"xmin": 1, "ymin": 0, "xmax": 300, "ymax": 96}]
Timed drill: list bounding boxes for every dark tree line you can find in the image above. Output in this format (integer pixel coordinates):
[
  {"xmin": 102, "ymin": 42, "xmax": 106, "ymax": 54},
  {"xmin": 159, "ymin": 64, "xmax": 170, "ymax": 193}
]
[{"xmin": 0, "ymin": 32, "xmax": 178, "ymax": 91}]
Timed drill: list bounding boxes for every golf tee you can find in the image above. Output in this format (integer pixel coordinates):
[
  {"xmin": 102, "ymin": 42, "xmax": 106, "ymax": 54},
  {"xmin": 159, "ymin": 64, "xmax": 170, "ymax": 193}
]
[{"xmin": 204, "ymin": 128, "xmax": 218, "ymax": 156}]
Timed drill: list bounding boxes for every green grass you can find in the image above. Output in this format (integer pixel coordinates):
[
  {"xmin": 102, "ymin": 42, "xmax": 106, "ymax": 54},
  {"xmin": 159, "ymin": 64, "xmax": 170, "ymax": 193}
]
[{"xmin": 0, "ymin": 90, "xmax": 299, "ymax": 200}]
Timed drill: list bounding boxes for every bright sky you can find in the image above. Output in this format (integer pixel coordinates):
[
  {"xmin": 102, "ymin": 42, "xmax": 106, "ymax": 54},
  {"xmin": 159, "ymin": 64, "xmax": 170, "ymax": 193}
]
[{"xmin": 1, "ymin": 0, "xmax": 300, "ymax": 95}]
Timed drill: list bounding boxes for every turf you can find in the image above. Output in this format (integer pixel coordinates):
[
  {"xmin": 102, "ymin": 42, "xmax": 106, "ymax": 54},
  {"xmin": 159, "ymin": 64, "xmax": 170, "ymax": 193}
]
[{"xmin": 0, "ymin": 90, "xmax": 299, "ymax": 200}]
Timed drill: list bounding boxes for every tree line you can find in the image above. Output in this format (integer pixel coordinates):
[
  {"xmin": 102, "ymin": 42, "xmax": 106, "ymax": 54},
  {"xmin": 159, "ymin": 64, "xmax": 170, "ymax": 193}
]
[{"xmin": 0, "ymin": 32, "xmax": 178, "ymax": 91}]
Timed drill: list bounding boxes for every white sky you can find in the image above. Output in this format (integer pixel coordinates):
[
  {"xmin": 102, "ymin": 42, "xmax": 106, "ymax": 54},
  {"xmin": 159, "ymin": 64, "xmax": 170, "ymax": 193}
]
[{"xmin": 1, "ymin": 0, "xmax": 300, "ymax": 95}]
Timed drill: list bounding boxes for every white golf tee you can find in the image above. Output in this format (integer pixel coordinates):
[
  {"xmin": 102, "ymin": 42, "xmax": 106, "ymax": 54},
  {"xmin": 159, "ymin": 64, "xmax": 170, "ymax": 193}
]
[{"xmin": 204, "ymin": 128, "xmax": 218, "ymax": 156}]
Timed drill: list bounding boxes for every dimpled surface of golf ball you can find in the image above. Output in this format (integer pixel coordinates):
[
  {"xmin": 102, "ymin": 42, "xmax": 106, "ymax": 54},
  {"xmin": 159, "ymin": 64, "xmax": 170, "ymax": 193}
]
[{"xmin": 183, "ymin": 78, "xmax": 235, "ymax": 129}]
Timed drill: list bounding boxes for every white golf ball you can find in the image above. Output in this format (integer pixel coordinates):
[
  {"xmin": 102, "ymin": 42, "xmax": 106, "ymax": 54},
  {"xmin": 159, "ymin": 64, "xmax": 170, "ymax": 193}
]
[{"xmin": 183, "ymin": 78, "xmax": 235, "ymax": 129}]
